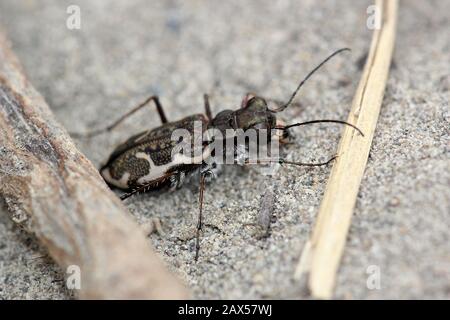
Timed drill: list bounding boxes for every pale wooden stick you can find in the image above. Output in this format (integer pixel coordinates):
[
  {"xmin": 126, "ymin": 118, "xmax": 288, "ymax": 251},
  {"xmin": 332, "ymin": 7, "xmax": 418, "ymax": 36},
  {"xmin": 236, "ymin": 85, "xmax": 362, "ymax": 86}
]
[
  {"xmin": 294, "ymin": 0, "xmax": 398, "ymax": 298},
  {"xmin": 0, "ymin": 30, "xmax": 189, "ymax": 299}
]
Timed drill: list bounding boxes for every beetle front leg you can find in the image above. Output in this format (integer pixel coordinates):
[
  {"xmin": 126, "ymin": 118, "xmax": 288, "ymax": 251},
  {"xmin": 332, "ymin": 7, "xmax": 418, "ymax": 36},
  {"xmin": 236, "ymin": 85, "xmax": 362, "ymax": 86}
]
[{"xmin": 273, "ymin": 119, "xmax": 292, "ymax": 144}]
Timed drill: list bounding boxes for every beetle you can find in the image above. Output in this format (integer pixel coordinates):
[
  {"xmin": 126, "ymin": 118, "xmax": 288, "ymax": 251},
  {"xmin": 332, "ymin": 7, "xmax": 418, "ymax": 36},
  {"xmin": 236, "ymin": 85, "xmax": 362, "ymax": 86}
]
[{"xmin": 74, "ymin": 48, "xmax": 363, "ymax": 260}]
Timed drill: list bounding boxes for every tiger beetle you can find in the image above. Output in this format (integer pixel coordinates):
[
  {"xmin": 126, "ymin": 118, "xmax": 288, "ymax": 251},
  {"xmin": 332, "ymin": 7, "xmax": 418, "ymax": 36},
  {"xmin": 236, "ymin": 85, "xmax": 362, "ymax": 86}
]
[{"xmin": 73, "ymin": 48, "xmax": 363, "ymax": 260}]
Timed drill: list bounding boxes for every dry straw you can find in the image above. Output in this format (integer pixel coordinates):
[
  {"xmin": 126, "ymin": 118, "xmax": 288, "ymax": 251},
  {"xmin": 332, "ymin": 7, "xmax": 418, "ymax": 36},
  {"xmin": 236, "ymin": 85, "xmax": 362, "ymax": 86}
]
[{"xmin": 294, "ymin": 0, "xmax": 399, "ymax": 299}]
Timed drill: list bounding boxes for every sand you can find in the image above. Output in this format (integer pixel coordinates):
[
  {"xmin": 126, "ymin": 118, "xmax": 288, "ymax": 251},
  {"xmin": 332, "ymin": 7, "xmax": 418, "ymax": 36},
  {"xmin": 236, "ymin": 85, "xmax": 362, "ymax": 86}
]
[{"xmin": 0, "ymin": 0, "xmax": 448, "ymax": 299}]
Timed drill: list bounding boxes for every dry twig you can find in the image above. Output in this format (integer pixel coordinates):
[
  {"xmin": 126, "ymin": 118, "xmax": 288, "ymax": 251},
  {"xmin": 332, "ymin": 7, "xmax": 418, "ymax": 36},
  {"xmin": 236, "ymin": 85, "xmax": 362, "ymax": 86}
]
[{"xmin": 0, "ymin": 30, "xmax": 189, "ymax": 299}]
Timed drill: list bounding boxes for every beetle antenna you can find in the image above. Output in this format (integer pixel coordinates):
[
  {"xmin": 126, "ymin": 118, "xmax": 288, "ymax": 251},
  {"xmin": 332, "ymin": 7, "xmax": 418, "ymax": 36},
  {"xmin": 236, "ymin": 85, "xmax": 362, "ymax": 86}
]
[
  {"xmin": 270, "ymin": 48, "xmax": 351, "ymax": 113},
  {"xmin": 275, "ymin": 119, "xmax": 364, "ymax": 136}
]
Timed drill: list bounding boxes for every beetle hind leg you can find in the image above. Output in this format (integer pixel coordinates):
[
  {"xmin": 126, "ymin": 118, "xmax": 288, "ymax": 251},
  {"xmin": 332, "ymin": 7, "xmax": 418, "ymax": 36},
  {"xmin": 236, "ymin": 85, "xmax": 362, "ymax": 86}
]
[{"xmin": 71, "ymin": 95, "xmax": 168, "ymax": 138}]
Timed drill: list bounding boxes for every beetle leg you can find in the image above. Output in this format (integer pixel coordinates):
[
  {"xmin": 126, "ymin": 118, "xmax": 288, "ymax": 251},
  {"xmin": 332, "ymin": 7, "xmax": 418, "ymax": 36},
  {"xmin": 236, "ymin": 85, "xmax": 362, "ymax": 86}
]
[
  {"xmin": 168, "ymin": 171, "xmax": 186, "ymax": 191},
  {"xmin": 71, "ymin": 95, "xmax": 168, "ymax": 138},
  {"xmin": 195, "ymin": 172, "xmax": 207, "ymax": 261},
  {"xmin": 203, "ymin": 94, "xmax": 213, "ymax": 121},
  {"xmin": 273, "ymin": 119, "xmax": 292, "ymax": 144}
]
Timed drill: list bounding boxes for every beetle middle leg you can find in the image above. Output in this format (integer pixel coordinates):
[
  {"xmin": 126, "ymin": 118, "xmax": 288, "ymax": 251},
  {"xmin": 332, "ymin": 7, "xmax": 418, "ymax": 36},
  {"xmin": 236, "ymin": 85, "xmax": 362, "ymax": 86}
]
[
  {"xmin": 71, "ymin": 95, "xmax": 168, "ymax": 138},
  {"xmin": 203, "ymin": 94, "xmax": 213, "ymax": 121},
  {"xmin": 195, "ymin": 170, "xmax": 208, "ymax": 261}
]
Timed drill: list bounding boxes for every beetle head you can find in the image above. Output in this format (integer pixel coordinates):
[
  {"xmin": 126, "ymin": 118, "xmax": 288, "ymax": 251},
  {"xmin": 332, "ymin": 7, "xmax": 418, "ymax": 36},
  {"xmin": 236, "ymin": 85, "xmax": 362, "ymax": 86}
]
[{"xmin": 210, "ymin": 96, "xmax": 276, "ymax": 135}]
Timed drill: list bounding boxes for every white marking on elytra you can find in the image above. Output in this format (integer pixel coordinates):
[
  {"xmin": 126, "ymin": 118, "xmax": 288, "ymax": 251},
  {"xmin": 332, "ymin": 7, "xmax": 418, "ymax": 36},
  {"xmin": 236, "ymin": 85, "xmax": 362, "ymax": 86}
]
[
  {"xmin": 134, "ymin": 148, "xmax": 211, "ymax": 185},
  {"xmin": 101, "ymin": 168, "xmax": 130, "ymax": 189},
  {"xmin": 135, "ymin": 152, "xmax": 168, "ymax": 185},
  {"xmin": 101, "ymin": 144, "xmax": 212, "ymax": 190}
]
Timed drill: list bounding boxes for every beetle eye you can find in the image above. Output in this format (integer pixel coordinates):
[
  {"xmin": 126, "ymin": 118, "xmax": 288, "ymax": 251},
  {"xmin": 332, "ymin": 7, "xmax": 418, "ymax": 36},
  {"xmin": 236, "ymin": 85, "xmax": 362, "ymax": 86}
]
[{"xmin": 245, "ymin": 97, "xmax": 257, "ymax": 107}]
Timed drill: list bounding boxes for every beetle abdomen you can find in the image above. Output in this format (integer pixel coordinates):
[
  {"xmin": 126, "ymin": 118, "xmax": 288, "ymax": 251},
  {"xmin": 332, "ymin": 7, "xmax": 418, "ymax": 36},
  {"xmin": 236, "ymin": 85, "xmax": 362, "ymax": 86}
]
[{"xmin": 100, "ymin": 114, "xmax": 209, "ymax": 190}]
